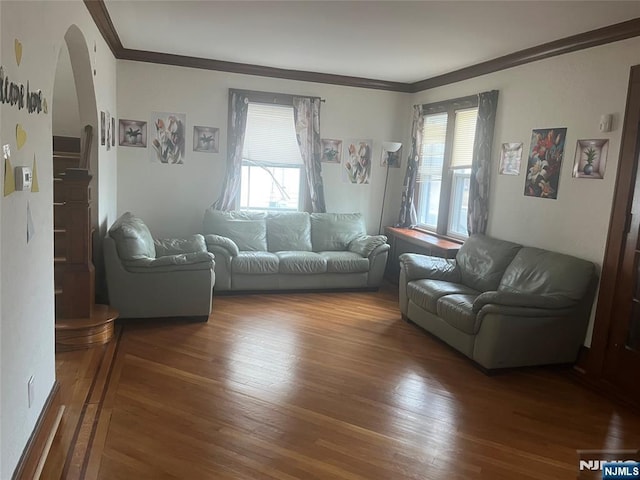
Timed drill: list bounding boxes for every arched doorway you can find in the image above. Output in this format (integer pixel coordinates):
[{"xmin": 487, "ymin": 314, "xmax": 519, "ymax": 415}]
[{"xmin": 52, "ymin": 25, "xmax": 102, "ymax": 320}]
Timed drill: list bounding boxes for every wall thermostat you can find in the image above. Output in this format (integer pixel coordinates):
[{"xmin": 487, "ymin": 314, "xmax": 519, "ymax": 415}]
[{"xmin": 15, "ymin": 166, "xmax": 32, "ymax": 191}]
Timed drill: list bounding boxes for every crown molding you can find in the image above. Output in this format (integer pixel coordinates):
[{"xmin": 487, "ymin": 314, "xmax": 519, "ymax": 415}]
[
  {"xmin": 411, "ymin": 16, "xmax": 640, "ymax": 92},
  {"xmin": 117, "ymin": 48, "xmax": 413, "ymax": 92},
  {"xmin": 84, "ymin": 0, "xmax": 640, "ymax": 94}
]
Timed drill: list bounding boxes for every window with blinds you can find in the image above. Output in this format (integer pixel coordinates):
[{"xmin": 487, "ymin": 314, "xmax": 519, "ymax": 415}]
[
  {"xmin": 240, "ymin": 102, "xmax": 303, "ymax": 211},
  {"xmin": 242, "ymin": 103, "xmax": 303, "ymax": 166},
  {"xmin": 414, "ymin": 98, "xmax": 479, "ymax": 238}
]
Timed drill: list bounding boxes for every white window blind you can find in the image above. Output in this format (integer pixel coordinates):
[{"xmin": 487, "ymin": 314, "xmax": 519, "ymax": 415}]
[
  {"xmin": 450, "ymin": 107, "xmax": 478, "ymax": 168},
  {"xmin": 417, "ymin": 112, "xmax": 448, "ymax": 181},
  {"xmin": 242, "ymin": 103, "xmax": 303, "ymax": 166}
]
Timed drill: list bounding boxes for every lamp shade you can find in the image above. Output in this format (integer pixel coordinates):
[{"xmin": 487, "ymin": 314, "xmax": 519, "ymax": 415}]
[{"xmin": 382, "ymin": 141, "xmax": 402, "ymax": 153}]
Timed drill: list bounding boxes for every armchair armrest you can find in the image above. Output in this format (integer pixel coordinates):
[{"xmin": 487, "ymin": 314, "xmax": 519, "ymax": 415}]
[
  {"xmin": 348, "ymin": 235, "xmax": 388, "ymax": 258},
  {"xmin": 204, "ymin": 234, "xmax": 239, "ymax": 257},
  {"xmin": 154, "ymin": 234, "xmax": 207, "ymax": 256},
  {"xmin": 399, "ymin": 253, "xmax": 460, "ymax": 282},
  {"xmin": 472, "ymin": 290, "xmax": 576, "ymax": 313},
  {"xmin": 123, "ymin": 251, "xmax": 215, "ymax": 273}
]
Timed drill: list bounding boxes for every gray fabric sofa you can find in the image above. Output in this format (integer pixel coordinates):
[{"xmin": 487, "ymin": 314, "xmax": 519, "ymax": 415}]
[
  {"xmin": 202, "ymin": 209, "xmax": 389, "ymax": 292},
  {"xmin": 104, "ymin": 212, "xmax": 216, "ymax": 319},
  {"xmin": 399, "ymin": 234, "xmax": 597, "ymax": 370}
]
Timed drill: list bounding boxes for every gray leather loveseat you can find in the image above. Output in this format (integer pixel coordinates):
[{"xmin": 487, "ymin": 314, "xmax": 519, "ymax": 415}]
[
  {"xmin": 202, "ymin": 209, "xmax": 389, "ymax": 291},
  {"xmin": 399, "ymin": 234, "xmax": 597, "ymax": 370},
  {"xmin": 104, "ymin": 212, "xmax": 216, "ymax": 320}
]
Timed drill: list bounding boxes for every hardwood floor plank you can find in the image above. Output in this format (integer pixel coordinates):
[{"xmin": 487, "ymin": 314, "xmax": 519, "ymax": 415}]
[{"xmin": 43, "ymin": 285, "xmax": 640, "ymax": 479}]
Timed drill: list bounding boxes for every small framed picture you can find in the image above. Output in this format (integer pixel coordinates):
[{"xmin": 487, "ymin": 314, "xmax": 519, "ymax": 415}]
[
  {"xmin": 119, "ymin": 120, "xmax": 147, "ymax": 147},
  {"xmin": 100, "ymin": 111, "xmax": 106, "ymax": 146},
  {"xmin": 321, "ymin": 138, "xmax": 342, "ymax": 163},
  {"xmin": 573, "ymin": 139, "xmax": 609, "ymax": 179},
  {"xmin": 193, "ymin": 126, "xmax": 219, "ymax": 153},
  {"xmin": 499, "ymin": 142, "xmax": 523, "ymax": 175}
]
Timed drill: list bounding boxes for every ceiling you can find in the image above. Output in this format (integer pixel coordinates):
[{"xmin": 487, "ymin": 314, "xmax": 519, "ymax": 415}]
[{"xmin": 104, "ymin": 1, "xmax": 640, "ymax": 85}]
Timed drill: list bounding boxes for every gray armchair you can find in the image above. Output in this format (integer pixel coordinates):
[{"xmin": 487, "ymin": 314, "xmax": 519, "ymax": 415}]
[{"xmin": 104, "ymin": 212, "xmax": 215, "ymax": 320}]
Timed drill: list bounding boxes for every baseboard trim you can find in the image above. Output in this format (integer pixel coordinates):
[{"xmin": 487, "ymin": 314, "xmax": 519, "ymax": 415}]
[{"xmin": 11, "ymin": 381, "xmax": 62, "ymax": 480}]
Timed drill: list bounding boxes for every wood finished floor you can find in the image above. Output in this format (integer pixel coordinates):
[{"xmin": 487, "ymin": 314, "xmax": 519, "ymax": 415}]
[{"xmin": 44, "ymin": 286, "xmax": 640, "ymax": 480}]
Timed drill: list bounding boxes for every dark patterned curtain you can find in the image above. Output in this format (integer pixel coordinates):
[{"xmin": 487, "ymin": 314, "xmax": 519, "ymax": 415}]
[
  {"xmin": 212, "ymin": 90, "xmax": 249, "ymax": 210},
  {"xmin": 397, "ymin": 105, "xmax": 424, "ymax": 227},
  {"xmin": 293, "ymin": 97, "xmax": 326, "ymax": 213},
  {"xmin": 467, "ymin": 90, "xmax": 499, "ymax": 235}
]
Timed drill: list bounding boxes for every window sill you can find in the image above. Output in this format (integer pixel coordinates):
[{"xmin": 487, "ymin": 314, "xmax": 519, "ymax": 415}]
[{"xmin": 384, "ymin": 227, "xmax": 463, "ymax": 258}]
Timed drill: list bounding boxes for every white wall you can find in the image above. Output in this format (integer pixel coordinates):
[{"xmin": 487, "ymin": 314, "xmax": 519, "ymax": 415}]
[
  {"xmin": 411, "ymin": 36, "xmax": 640, "ymax": 345},
  {"xmin": 0, "ymin": 1, "xmax": 117, "ymax": 477},
  {"xmin": 116, "ymin": 61, "xmax": 410, "ymax": 237},
  {"xmin": 52, "ymin": 41, "xmax": 81, "ymax": 137}
]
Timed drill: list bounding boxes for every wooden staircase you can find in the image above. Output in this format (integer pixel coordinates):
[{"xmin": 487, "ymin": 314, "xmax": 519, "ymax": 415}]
[{"xmin": 53, "ymin": 132, "xmax": 118, "ymax": 351}]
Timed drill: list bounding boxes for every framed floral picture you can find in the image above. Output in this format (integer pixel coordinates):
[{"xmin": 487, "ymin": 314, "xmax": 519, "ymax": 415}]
[
  {"xmin": 321, "ymin": 138, "xmax": 342, "ymax": 163},
  {"xmin": 119, "ymin": 119, "xmax": 147, "ymax": 147},
  {"xmin": 343, "ymin": 139, "xmax": 372, "ymax": 184},
  {"xmin": 572, "ymin": 139, "xmax": 609, "ymax": 179},
  {"xmin": 150, "ymin": 112, "xmax": 186, "ymax": 164},
  {"xmin": 193, "ymin": 126, "xmax": 219, "ymax": 153},
  {"xmin": 523, "ymin": 127, "xmax": 567, "ymax": 199}
]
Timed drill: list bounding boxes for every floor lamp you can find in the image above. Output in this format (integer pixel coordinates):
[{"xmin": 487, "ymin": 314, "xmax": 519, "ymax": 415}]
[{"xmin": 378, "ymin": 141, "xmax": 403, "ymax": 234}]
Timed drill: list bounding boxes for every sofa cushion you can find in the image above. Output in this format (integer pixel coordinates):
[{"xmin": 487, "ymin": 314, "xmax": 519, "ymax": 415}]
[
  {"xmin": 437, "ymin": 294, "xmax": 479, "ymax": 335},
  {"xmin": 319, "ymin": 251, "xmax": 370, "ymax": 273},
  {"xmin": 310, "ymin": 213, "xmax": 366, "ymax": 251},
  {"xmin": 499, "ymin": 247, "xmax": 595, "ymax": 300},
  {"xmin": 203, "ymin": 209, "xmax": 267, "ymax": 251},
  {"xmin": 232, "ymin": 251, "xmax": 279, "ymax": 274},
  {"xmin": 276, "ymin": 251, "xmax": 327, "ymax": 274},
  {"xmin": 266, "ymin": 212, "xmax": 312, "ymax": 252},
  {"xmin": 407, "ymin": 279, "xmax": 479, "ymax": 314},
  {"xmin": 456, "ymin": 234, "xmax": 521, "ymax": 292},
  {"xmin": 108, "ymin": 212, "xmax": 156, "ymax": 260}
]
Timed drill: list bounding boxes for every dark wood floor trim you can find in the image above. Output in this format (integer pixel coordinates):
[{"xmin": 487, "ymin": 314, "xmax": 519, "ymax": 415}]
[
  {"xmin": 61, "ymin": 327, "xmax": 122, "ymax": 479},
  {"xmin": 84, "ymin": 0, "xmax": 640, "ymax": 93},
  {"xmin": 11, "ymin": 381, "xmax": 62, "ymax": 480}
]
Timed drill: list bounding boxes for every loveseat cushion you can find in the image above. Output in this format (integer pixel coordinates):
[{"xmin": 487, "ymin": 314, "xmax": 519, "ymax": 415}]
[
  {"xmin": 108, "ymin": 212, "xmax": 156, "ymax": 260},
  {"xmin": 437, "ymin": 294, "xmax": 479, "ymax": 335},
  {"xmin": 319, "ymin": 251, "xmax": 370, "ymax": 273},
  {"xmin": 232, "ymin": 251, "xmax": 279, "ymax": 274},
  {"xmin": 266, "ymin": 212, "xmax": 312, "ymax": 252},
  {"xmin": 203, "ymin": 209, "xmax": 267, "ymax": 251},
  {"xmin": 276, "ymin": 251, "xmax": 327, "ymax": 274},
  {"xmin": 499, "ymin": 247, "xmax": 595, "ymax": 300},
  {"xmin": 407, "ymin": 279, "xmax": 479, "ymax": 314},
  {"xmin": 310, "ymin": 213, "xmax": 366, "ymax": 251},
  {"xmin": 456, "ymin": 234, "xmax": 521, "ymax": 292}
]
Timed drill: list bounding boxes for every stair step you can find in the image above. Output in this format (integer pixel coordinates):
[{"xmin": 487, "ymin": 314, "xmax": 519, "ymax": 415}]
[
  {"xmin": 55, "ymin": 288, "xmax": 63, "ymax": 295},
  {"xmin": 54, "ymin": 256, "xmax": 67, "ymax": 263},
  {"xmin": 54, "ymin": 228, "xmax": 66, "ymax": 234}
]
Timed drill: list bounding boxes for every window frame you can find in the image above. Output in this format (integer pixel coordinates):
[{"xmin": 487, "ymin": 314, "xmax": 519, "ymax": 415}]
[
  {"xmin": 414, "ymin": 94, "xmax": 478, "ymax": 238},
  {"xmin": 230, "ymin": 89, "xmax": 306, "ymax": 212}
]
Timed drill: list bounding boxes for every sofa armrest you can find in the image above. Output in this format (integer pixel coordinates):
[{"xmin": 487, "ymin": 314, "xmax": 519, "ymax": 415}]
[
  {"xmin": 399, "ymin": 253, "xmax": 460, "ymax": 282},
  {"xmin": 204, "ymin": 234, "xmax": 239, "ymax": 257},
  {"xmin": 348, "ymin": 235, "xmax": 388, "ymax": 258},
  {"xmin": 154, "ymin": 234, "xmax": 207, "ymax": 256},
  {"xmin": 123, "ymin": 251, "xmax": 215, "ymax": 273},
  {"xmin": 472, "ymin": 291, "xmax": 576, "ymax": 313}
]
